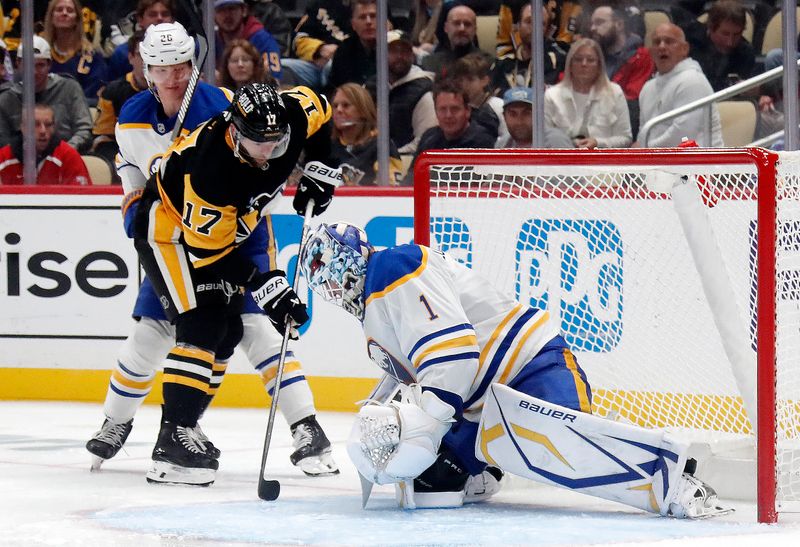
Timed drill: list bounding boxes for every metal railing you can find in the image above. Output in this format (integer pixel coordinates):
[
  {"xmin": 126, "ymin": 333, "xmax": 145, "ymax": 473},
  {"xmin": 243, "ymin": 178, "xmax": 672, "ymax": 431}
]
[{"xmin": 638, "ymin": 58, "xmax": 800, "ymax": 148}]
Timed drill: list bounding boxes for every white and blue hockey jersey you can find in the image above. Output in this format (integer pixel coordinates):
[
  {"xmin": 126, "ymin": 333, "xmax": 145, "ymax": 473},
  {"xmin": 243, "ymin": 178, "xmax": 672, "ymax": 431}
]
[
  {"xmin": 362, "ymin": 245, "xmax": 562, "ymax": 421},
  {"xmin": 115, "ymin": 82, "xmax": 234, "ymax": 195}
]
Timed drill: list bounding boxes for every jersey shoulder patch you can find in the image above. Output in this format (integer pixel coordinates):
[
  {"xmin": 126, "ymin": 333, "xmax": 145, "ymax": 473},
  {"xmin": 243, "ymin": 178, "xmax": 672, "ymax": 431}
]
[
  {"xmin": 117, "ymin": 90, "xmax": 156, "ymax": 125},
  {"xmin": 364, "ymin": 245, "xmax": 427, "ymax": 302}
]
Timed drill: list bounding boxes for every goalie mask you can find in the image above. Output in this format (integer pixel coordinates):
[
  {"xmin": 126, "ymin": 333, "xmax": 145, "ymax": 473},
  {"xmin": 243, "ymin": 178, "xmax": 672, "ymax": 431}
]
[
  {"xmin": 226, "ymin": 83, "xmax": 291, "ymax": 169},
  {"xmin": 300, "ymin": 223, "xmax": 373, "ymax": 320},
  {"xmin": 140, "ymin": 22, "xmax": 195, "ymax": 94}
]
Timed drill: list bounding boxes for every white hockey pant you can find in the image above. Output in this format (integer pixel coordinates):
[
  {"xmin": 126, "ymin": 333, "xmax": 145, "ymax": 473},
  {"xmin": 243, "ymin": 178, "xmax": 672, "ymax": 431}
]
[{"xmin": 477, "ymin": 383, "xmax": 690, "ymax": 516}]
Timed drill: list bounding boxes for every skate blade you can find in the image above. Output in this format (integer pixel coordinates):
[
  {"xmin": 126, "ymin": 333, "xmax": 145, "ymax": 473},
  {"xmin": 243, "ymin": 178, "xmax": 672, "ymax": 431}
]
[
  {"xmin": 145, "ymin": 460, "xmax": 215, "ymax": 486},
  {"xmin": 90, "ymin": 455, "xmax": 105, "ymax": 472},
  {"xmin": 296, "ymin": 453, "xmax": 340, "ymax": 476},
  {"xmin": 688, "ymin": 505, "xmax": 735, "ymax": 520}
]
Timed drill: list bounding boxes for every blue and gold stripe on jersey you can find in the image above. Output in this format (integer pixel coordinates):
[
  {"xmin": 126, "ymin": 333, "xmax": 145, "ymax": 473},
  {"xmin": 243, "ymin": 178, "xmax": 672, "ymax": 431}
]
[
  {"xmin": 407, "ymin": 323, "xmax": 480, "ymax": 374},
  {"xmin": 464, "ymin": 305, "xmax": 554, "ymax": 411}
]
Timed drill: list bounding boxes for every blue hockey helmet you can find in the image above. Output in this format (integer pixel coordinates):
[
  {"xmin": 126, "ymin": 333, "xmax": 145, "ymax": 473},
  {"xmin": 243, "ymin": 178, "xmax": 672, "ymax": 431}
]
[{"xmin": 301, "ymin": 223, "xmax": 373, "ymax": 320}]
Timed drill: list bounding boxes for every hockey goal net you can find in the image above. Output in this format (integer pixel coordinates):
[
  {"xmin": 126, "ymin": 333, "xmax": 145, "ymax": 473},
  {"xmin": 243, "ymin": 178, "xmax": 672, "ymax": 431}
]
[{"xmin": 412, "ymin": 147, "xmax": 800, "ymax": 523}]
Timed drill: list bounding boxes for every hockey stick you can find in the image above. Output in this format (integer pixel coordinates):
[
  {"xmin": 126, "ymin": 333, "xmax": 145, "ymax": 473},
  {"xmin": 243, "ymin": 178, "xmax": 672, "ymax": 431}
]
[
  {"xmin": 171, "ymin": 0, "xmax": 208, "ymax": 140},
  {"xmin": 258, "ymin": 200, "xmax": 316, "ymax": 501}
]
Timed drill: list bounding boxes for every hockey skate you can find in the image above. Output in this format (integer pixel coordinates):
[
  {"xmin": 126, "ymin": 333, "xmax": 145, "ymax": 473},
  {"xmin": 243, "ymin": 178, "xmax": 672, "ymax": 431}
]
[
  {"xmin": 464, "ymin": 466, "xmax": 504, "ymax": 504},
  {"xmin": 667, "ymin": 473, "xmax": 734, "ymax": 519},
  {"xmin": 146, "ymin": 420, "xmax": 219, "ymax": 486},
  {"xmin": 86, "ymin": 418, "xmax": 133, "ymax": 471},
  {"xmin": 290, "ymin": 415, "xmax": 339, "ymax": 476},
  {"xmin": 192, "ymin": 423, "xmax": 221, "ymax": 459}
]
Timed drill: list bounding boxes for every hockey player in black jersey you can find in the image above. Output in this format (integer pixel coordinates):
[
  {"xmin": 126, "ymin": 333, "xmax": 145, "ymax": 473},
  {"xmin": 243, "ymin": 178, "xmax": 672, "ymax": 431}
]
[{"xmin": 133, "ymin": 83, "xmax": 341, "ymax": 485}]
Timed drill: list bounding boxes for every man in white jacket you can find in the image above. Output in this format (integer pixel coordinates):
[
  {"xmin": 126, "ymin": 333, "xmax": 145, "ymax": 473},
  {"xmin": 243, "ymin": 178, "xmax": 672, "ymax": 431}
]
[{"xmin": 636, "ymin": 23, "xmax": 723, "ymax": 147}]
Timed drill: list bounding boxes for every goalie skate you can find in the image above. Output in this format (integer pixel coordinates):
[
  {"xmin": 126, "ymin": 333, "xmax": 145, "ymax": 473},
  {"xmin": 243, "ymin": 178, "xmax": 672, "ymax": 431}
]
[
  {"xmin": 86, "ymin": 418, "xmax": 133, "ymax": 471},
  {"xmin": 146, "ymin": 420, "xmax": 218, "ymax": 486},
  {"xmin": 464, "ymin": 466, "xmax": 504, "ymax": 504},
  {"xmin": 290, "ymin": 415, "xmax": 339, "ymax": 476},
  {"xmin": 667, "ymin": 473, "xmax": 734, "ymax": 519}
]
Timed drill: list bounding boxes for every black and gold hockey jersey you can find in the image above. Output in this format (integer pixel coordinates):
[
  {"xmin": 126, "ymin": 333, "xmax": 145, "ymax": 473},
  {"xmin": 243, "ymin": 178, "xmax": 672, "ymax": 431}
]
[{"xmin": 143, "ymin": 86, "xmax": 332, "ymax": 286}]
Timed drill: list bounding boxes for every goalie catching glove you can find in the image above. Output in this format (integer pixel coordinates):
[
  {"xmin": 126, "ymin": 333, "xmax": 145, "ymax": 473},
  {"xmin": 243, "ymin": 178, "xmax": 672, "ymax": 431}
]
[
  {"xmin": 250, "ymin": 270, "xmax": 308, "ymax": 338},
  {"xmin": 348, "ymin": 384, "xmax": 456, "ymax": 485},
  {"xmin": 293, "ymin": 161, "xmax": 342, "ymax": 217}
]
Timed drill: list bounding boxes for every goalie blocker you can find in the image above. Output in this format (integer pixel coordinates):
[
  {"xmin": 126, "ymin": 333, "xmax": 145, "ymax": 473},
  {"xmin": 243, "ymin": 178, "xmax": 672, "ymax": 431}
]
[{"xmin": 478, "ymin": 383, "xmax": 733, "ymax": 519}]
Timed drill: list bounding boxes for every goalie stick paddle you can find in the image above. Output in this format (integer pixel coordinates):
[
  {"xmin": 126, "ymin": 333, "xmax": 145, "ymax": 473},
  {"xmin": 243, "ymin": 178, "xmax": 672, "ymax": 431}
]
[
  {"xmin": 171, "ymin": 0, "xmax": 208, "ymax": 140},
  {"xmin": 257, "ymin": 200, "xmax": 316, "ymax": 501}
]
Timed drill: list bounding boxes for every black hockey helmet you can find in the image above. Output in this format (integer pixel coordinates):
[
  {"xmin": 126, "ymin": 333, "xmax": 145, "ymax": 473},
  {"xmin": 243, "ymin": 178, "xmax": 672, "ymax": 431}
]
[{"xmin": 229, "ymin": 83, "xmax": 290, "ymax": 142}]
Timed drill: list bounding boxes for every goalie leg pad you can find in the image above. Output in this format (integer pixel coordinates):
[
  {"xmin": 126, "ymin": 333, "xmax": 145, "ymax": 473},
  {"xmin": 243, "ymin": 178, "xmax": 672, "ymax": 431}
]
[{"xmin": 477, "ymin": 383, "xmax": 693, "ymax": 516}]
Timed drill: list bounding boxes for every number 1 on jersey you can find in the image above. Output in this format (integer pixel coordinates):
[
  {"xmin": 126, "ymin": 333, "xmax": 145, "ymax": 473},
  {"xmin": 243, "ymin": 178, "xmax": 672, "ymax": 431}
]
[{"xmin": 419, "ymin": 294, "xmax": 439, "ymax": 321}]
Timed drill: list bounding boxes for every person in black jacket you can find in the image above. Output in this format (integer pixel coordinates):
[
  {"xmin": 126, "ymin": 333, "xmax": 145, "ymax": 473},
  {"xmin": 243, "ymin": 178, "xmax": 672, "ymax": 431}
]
[
  {"xmin": 403, "ymin": 78, "xmax": 496, "ymax": 185},
  {"xmin": 328, "ymin": 0, "xmax": 377, "ymax": 91}
]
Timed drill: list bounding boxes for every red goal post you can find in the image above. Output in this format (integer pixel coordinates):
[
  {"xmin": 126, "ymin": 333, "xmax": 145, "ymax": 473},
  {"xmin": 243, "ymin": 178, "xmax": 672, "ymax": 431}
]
[{"xmin": 412, "ymin": 147, "xmax": 800, "ymax": 523}]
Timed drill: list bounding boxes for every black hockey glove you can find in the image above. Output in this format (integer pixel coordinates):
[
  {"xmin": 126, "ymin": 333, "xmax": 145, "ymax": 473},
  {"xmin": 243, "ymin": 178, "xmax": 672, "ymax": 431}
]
[
  {"xmin": 250, "ymin": 270, "xmax": 308, "ymax": 339},
  {"xmin": 293, "ymin": 161, "xmax": 342, "ymax": 217}
]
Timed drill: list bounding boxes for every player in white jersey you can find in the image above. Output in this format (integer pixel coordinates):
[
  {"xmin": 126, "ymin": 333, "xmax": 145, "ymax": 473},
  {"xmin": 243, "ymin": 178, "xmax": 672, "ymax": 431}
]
[
  {"xmin": 85, "ymin": 22, "xmax": 338, "ymax": 479},
  {"xmin": 299, "ymin": 222, "xmax": 731, "ymax": 518}
]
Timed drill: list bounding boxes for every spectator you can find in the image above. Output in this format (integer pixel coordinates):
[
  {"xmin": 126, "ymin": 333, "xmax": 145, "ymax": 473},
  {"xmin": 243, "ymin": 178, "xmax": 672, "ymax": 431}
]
[
  {"xmin": 637, "ymin": 23, "xmax": 723, "ymax": 147},
  {"xmin": 0, "ymin": 103, "xmax": 90, "ymax": 185},
  {"xmin": 42, "ymin": 0, "xmax": 108, "ymax": 103},
  {"xmin": 421, "ymin": 5, "xmax": 490, "ymax": 80},
  {"xmin": 218, "ymin": 38, "xmax": 276, "ymax": 90},
  {"xmin": 214, "ymin": 0, "xmax": 282, "ymax": 81},
  {"xmin": 328, "ymin": 83, "xmax": 403, "ymax": 186},
  {"xmin": 410, "ymin": 0, "xmax": 442, "ymax": 57},
  {"xmin": 492, "ymin": 3, "xmax": 568, "ymax": 95},
  {"xmin": 544, "ymin": 37, "xmax": 631, "ymax": 149},
  {"xmin": 385, "ymin": 30, "xmax": 436, "ymax": 155},
  {"xmin": 450, "ymin": 52, "xmax": 507, "ymax": 145},
  {"xmin": 90, "ymin": 31, "xmax": 147, "ymax": 166},
  {"xmin": 498, "ymin": 0, "xmax": 581, "ymax": 58},
  {"xmin": 589, "ymin": 5, "xmax": 653, "ymax": 137},
  {"xmin": 328, "ymin": 0, "xmax": 378, "ymax": 91},
  {"xmin": 0, "ymin": 36, "xmax": 93, "ymax": 152},
  {"xmin": 687, "ymin": 0, "xmax": 755, "ymax": 91},
  {"xmin": 498, "ymin": 86, "xmax": 572, "ymax": 148},
  {"xmin": 283, "ymin": 0, "xmax": 353, "ymax": 91},
  {"xmin": 404, "ymin": 79, "xmax": 496, "ymax": 185},
  {"xmin": 1, "ymin": 38, "xmax": 13, "ymax": 83},
  {"xmin": 248, "ymin": 0, "xmax": 293, "ymax": 56},
  {"xmin": 107, "ymin": 0, "xmax": 174, "ymax": 81}
]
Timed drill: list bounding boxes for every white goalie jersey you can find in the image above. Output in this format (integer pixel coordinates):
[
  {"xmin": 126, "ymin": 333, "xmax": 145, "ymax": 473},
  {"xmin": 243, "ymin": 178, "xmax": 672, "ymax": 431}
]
[{"xmin": 361, "ymin": 245, "xmax": 559, "ymax": 420}]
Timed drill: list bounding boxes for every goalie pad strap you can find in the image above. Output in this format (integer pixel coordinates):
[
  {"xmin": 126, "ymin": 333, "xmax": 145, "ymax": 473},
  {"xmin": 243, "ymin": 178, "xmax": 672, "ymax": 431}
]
[{"xmin": 477, "ymin": 383, "xmax": 689, "ymax": 515}]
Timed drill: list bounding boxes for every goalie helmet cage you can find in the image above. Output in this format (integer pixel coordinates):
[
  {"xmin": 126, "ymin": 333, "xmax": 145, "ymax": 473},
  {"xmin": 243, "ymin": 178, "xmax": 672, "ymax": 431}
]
[{"xmin": 412, "ymin": 147, "xmax": 800, "ymax": 524}]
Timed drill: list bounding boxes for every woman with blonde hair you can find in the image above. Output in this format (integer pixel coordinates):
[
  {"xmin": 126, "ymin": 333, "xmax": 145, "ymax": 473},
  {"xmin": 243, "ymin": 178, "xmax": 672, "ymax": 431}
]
[
  {"xmin": 42, "ymin": 0, "xmax": 107, "ymax": 103},
  {"xmin": 411, "ymin": 0, "xmax": 442, "ymax": 57},
  {"xmin": 218, "ymin": 39, "xmax": 277, "ymax": 91},
  {"xmin": 329, "ymin": 83, "xmax": 403, "ymax": 186},
  {"xmin": 544, "ymin": 37, "xmax": 631, "ymax": 149}
]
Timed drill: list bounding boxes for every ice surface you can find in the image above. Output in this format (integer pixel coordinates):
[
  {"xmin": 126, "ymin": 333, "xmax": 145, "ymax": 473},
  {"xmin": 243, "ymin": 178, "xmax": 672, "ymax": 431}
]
[{"xmin": 2, "ymin": 401, "xmax": 800, "ymax": 546}]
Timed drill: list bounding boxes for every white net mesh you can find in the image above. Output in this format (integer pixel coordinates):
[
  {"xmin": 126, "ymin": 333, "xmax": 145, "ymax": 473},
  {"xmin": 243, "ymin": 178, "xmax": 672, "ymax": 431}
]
[{"xmin": 420, "ymin": 149, "xmax": 800, "ymax": 513}]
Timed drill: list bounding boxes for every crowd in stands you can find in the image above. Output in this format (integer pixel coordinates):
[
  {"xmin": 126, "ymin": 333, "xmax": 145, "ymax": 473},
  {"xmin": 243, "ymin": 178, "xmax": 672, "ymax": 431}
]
[{"xmin": 0, "ymin": 0, "xmax": 797, "ymax": 186}]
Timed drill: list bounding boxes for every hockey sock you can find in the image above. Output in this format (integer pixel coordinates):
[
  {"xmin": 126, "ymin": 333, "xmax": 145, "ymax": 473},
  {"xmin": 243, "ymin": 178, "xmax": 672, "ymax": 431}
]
[
  {"xmin": 161, "ymin": 346, "xmax": 214, "ymax": 426},
  {"xmin": 103, "ymin": 361, "xmax": 156, "ymax": 422},
  {"xmin": 255, "ymin": 351, "xmax": 315, "ymax": 425}
]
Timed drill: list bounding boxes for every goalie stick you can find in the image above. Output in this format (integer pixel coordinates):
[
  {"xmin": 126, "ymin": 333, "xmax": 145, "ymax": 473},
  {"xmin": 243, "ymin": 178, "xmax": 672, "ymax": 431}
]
[
  {"xmin": 171, "ymin": 0, "xmax": 208, "ymax": 140},
  {"xmin": 257, "ymin": 200, "xmax": 316, "ymax": 501}
]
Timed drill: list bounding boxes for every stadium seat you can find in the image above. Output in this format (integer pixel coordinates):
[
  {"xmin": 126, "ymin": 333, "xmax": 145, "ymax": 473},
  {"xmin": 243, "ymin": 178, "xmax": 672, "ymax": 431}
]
[
  {"xmin": 761, "ymin": 8, "xmax": 800, "ymax": 55},
  {"xmin": 81, "ymin": 155, "xmax": 113, "ymax": 185},
  {"xmin": 717, "ymin": 100, "xmax": 757, "ymax": 147},
  {"xmin": 476, "ymin": 15, "xmax": 498, "ymax": 56},
  {"xmin": 643, "ymin": 10, "xmax": 670, "ymax": 48}
]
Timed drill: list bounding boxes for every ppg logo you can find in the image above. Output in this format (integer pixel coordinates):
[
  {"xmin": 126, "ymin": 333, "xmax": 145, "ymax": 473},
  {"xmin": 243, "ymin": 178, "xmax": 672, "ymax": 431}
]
[
  {"xmin": 515, "ymin": 219, "xmax": 623, "ymax": 352},
  {"xmin": 431, "ymin": 217, "xmax": 473, "ymax": 267}
]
